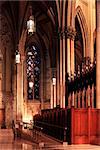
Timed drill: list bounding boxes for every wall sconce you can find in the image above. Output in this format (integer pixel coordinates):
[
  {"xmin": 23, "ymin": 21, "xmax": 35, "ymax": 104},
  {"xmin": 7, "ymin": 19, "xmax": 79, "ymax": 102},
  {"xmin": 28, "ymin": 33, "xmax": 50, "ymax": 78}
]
[
  {"xmin": 15, "ymin": 50, "xmax": 20, "ymax": 64},
  {"xmin": 52, "ymin": 77, "xmax": 56, "ymax": 85},
  {"xmin": 27, "ymin": 6, "xmax": 36, "ymax": 35}
]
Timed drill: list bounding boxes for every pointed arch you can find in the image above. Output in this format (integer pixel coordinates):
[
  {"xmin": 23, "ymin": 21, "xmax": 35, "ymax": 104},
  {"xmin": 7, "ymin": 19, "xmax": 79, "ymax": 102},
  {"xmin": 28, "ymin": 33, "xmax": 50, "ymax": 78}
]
[
  {"xmin": 56, "ymin": 0, "xmax": 60, "ymax": 27},
  {"xmin": 75, "ymin": 6, "xmax": 89, "ymax": 57}
]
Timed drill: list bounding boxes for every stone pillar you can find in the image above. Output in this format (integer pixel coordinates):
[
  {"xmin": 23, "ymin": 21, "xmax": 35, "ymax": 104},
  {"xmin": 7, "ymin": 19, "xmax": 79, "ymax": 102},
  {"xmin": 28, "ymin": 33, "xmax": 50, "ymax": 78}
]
[
  {"xmin": 88, "ymin": 2, "xmax": 95, "ymax": 62},
  {"xmin": 71, "ymin": 0, "xmax": 75, "ymax": 74},
  {"xmin": 59, "ymin": 27, "xmax": 66, "ymax": 108},
  {"xmin": 50, "ymin": 81, "xmax": 53, "ymax": 109},
  {"xmin": 50, "ymin": 68, "xmax": 56, "ymax": 108},
  {"xmin": 56, "ymin": 32, "xmax": 60, "ymax": 107},
  {"xmin": 61, "ymin": 0, "xmax": 66, "ymax": 109},
  {"xmin": 53, "ymin": 78, "xmax": 56, "ymax": 108},
  {"xmin": 52, "ymin": 30, "xmax": 60, "ymax": 107},
  {"xmin": 16, "ymin": 29, "xmax": 27, "ymax": 121},
  {"xmin": 66, "ymin": 0, "xmax": 71, "ymax": 75},
  {"xmin": 67, "ymin": 38, "xmax": 71, "ymax": 75},
  {"xmin": 65, "ymin": 26, "xmax": 76, "ymax": 75},
  {"xmin": 40, "ymin": 58, "xmax": 44, "ymax": 110},
  {"xmin": 65, "ymin": 26, "xmax": 76, "ymax": 107},
  {"xmin": 96, "ymin": 1, "xmax": 100, "ymax": 108},
  {"xmin": 57, "ymin": 53, "xmax": 60, "ymax": 106},
  {"xmin": 59, "ymin": 31, "xmax": 63, "ymax": 108},
  {"xmin": 62, "ymin": 32, "xmax": 66, "ymax": 108},
  {"xmin": 0, "ymin": 57, "xmax": 5, "ymax": 128},
  {"xmin": 71, "ymin": 39, "xmax": 75, "ymax": 75},
  {"xmin": 16, "ymin": 55, "xmax": 25, "ymax": 121}
]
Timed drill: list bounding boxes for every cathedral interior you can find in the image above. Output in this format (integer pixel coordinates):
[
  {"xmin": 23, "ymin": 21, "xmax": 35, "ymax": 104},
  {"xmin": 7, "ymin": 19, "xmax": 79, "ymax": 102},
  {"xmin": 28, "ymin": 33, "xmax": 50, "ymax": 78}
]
[{"xmin": 0, "ymin": 0, "xmax": 100, "ymax": 148}]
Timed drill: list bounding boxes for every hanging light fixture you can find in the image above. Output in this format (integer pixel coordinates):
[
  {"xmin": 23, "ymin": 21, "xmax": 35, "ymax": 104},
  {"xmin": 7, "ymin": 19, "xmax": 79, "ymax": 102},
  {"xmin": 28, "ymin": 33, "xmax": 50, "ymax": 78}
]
[
  {"xmin": 15, "ymin": 50, "xmax": 20, "ymax": 64},
  {"xmin": 52, "ymin": 77, "xmax": 56, "ymax": 85},
  {"xmin": 27, "ymin": 6, "xmax": 36, "ymax": 35}
]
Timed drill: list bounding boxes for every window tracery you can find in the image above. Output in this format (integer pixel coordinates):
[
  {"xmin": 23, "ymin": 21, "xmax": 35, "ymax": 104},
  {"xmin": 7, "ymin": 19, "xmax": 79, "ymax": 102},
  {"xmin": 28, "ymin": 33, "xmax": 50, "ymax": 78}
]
[{"xmin": 26, "ymin": 45, "xmax": 40, "ymax": 100}]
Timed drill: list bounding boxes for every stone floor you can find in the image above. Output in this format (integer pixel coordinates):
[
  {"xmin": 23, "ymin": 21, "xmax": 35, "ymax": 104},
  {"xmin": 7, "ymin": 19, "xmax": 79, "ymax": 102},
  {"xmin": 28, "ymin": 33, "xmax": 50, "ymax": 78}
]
[
  {"xmin": 0, "ymin": 129, "xmax": 100, "ymax": 150},
  {"xmin": 0, "ymin": 140, "xmax": 100, "ymax": 150},
  {"xmin": 0, "ymin": 139, "xmax": 100, "ymax": 150}
]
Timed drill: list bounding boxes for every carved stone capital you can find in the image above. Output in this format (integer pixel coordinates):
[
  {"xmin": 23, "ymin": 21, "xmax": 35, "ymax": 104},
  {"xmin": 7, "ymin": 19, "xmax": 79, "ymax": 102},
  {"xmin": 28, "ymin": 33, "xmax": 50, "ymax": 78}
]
[
  {"xmin": 58, "ymin": 31, "xmax": 65, "ymax": 40},
  {"xmin": 62, "ymin": 31, "xmax": 65, "ymax": 39},
  {"xmin": 65, "ymin": 26, "xmax": 76, "ymax": 40}
]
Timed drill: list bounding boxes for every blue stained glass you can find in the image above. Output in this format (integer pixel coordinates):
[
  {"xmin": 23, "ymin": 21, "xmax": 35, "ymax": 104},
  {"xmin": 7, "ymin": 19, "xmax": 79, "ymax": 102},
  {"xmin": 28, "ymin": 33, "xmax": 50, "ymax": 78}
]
[{"xmin": 26, "ymin": 44, "xmax": 41, "ymax": 100}]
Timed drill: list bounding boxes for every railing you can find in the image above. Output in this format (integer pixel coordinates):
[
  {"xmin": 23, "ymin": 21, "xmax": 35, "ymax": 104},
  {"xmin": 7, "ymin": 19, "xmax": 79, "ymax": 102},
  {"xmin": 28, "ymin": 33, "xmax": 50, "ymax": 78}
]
[{"xmin": 12, "ymin": 121, "xmax": 44, "ymax": 143}]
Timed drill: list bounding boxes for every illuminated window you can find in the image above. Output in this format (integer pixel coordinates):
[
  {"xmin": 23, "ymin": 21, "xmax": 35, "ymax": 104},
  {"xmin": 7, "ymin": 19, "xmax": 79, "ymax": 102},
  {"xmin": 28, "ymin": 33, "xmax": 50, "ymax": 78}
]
[{"xmin": 26, "ymin": 45, "xmax": 40, "ymax": 100}]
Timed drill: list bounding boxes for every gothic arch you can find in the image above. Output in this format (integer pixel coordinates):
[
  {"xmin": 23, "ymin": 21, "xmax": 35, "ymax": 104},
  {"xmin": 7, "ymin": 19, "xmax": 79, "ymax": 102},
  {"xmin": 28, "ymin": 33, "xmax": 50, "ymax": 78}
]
[
  {"xmin": 0, "ymin": 12, "xmax": 15, "ymax": 127},
  {"xmin": 75, "ymin": 6, "xmax": 89, "ymax": 57}
]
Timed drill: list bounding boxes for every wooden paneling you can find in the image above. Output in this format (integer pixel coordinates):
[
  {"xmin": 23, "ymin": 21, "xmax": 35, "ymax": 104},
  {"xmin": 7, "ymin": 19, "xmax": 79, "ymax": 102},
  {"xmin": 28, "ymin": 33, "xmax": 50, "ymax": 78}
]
[
  {"xmin": 0, "ymin": 108, "xmax": 5, "ymax": 128},
  {"xmin": 71, "ymin": 108, "xmax": 100, "ymax": 145},
  {"xmin": 90, "ymin": 110, "xmax": 97, "ymax": 135},
  {"xmin": 34, "ymin": 107, "xmax": 100, "ymax": 144}
]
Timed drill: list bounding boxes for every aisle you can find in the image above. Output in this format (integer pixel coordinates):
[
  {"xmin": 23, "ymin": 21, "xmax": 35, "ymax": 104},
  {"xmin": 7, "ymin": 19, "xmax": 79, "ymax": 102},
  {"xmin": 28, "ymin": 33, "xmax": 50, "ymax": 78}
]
[
  {"xmin": 0, "ymin": 139, "xmax": 38, "ymax": 150},
  {"xmin": 0, "ymin": 129, "xmax": 100, "ymax": 150},
  {"xmin": 0, "ymin": 140, "xmax": 100, "ymax": 150}
]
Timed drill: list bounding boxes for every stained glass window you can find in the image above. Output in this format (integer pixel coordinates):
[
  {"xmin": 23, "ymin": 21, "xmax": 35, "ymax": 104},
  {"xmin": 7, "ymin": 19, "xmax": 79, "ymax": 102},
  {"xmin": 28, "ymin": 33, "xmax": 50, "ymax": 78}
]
[{"xmin": 26, "ymin": 44, "xmax": 41, "ymax": 100}]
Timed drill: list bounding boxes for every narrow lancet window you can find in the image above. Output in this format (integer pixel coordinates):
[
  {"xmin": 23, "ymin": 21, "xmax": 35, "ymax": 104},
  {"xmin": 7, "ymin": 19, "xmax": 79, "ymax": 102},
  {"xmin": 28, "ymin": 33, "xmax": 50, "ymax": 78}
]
[{"xmin": 26, "ymin": 45, "xmax": 40, "ymax": 100}]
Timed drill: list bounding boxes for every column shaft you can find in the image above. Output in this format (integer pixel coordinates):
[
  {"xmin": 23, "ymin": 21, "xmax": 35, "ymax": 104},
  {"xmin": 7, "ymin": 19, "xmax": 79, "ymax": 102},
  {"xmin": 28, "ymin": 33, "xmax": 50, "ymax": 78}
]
[
  {"xmin": 67, "ymin": 39, "xmax": 71, "ymax": 75},
  {"xmin": 96, "ymin": 1, "xmax": 100, "ymax": 108},
  {"xmin": 62, "ymin": 36, "xmax": 65, "ymax": 108},
  {"xmin": 57, "ymin": 58, "xmax": 60, "ymax": 106},
  {"xmin": 16, "ymin": 59, "xmax": 24, "ymax": 121},
  {"xmin": 60, "ymin": 37, "xmax": 63, "ymax": 108},
  {"xmin": 51, "ymin": 82, "xmax": 53, "ymax": 109}
]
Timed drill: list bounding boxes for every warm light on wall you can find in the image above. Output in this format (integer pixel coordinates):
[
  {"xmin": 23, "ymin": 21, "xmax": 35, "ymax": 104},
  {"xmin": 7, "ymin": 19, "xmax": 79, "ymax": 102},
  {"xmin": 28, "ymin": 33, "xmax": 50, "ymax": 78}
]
[{"xmin": 23, "ymin": 115, "xmax": 33, "ymax": 123}]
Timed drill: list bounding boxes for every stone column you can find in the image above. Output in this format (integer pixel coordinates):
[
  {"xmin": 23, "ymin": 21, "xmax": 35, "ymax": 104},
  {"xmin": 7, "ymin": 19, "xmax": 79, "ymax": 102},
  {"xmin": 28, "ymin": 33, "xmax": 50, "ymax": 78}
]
[
  {"xmin": 66, "ymin": 0, "xmax": 71, "ymax": 75},
  {"xmin": 65, "ymin": 26, "xmax": 76, "ymax": 75},
  {"xmin": 59, "ymin": 31, "xmax": 63, "ymax": 108},
  {"xmin": 96, "ymin": 1, "xmax": 100, "ymax": 108},
  {"xmin": 71, "ymin": 0, "xmax": 76, "ymax": 75},
  {"xmin": 67, "ymin": 38, "xmax": 71, "ymax": 75},
  {"xmin": 50, "ymin": 68, "xmax": 56, "ymax": 108},
  {"xmin": 57, "ymin": 53, "xmax": 60, "ymax": 106},
  {"xmin": 16, "ymin": 59, "xmax": 23, "ymax": 121},
  {"xmin": 71, "ymin": 39, "xmax": 75, "ymax": 75},
  {"xmin": 50, "ymin": 80, "xmax": 53, "ymax": 109},
  {"xmin": 53, "ymin": 78, "xmax": 56, "ymax": 108},
  {"xmin": 62, "ymin": 31, "xmax": 66, "ymax": 108},
  {"xmin": 56, "ymin": 31, "xmax": 60, "ymax": 107},
  {"xmin": 16, "ymin": 55, "xmax": 25, "ymax": 121},
  {"xmin": 65, "ymin": 26, "xmax": 76, "ymax": 107},
  {"xmin": 0, "ymin": 60, "xmax": 3, "ymax": 107},
  {"xmin": 0, "ymin": 58, "xmax": 5, "ymax": 128},
  {"xmin": 16, "ymin": 29, "xmax": 27, "ymax": 121},
  {"xmin": 52, "ymin": 30, "xmax": 60, "ymax": 107},
  {"xmin": 88, "ymin": 1, "xmax": 95, "ymax": 62},
  {"xmin": 40, "ymin": 58, "xmax": 44, "ymax": 110}
]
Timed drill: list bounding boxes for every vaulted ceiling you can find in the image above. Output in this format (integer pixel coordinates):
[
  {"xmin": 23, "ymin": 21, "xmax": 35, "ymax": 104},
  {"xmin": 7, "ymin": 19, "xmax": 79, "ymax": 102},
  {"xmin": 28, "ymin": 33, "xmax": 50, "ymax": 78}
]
[{"xmin": 0, "ymin": 0, "xmax": 58, "ymax": 67}]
